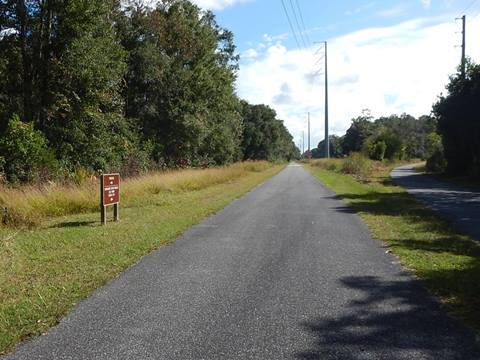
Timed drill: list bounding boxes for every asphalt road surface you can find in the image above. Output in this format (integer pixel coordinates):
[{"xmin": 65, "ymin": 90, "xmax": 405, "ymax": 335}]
[
  {"xmin": 391, "ymin": 164, "xmax": 480, "ymax": 242},
  {"xmin": 4, "ymin": 164, "xmax": 479, "ymax": 360}
]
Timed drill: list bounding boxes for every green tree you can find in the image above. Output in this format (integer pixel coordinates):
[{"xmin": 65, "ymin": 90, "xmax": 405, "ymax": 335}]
[
  {"xmin": 434, "ymin": 61, "xmax": 480, "ymax": 176},
  {"xmin": 315, "ymin": 135, "xmax": 344, "ymax": 158},
  {"xmin": 425, "ymin": 132, "xmax": 446, "ymax": 173},
  {"xmin": 375, "ymin": 114, "xmax": 435, "ymax": 159},
  {"xmin": 369, "ymin": 140, "xmax": 387, "ymax": 161},
  {"xmin": 240, "ymin": 101, "xmax": 298, "ymax": 161},
  {"xmin": 0, "ymin": 0, "xmax": 299, "ymax": 184},
  {"xmin": 342, "ymin": 112, "xmax": 375, "ymax": 154},
  {"xmin": 0, "ymin": 114, "xmax": 57, "ymax": 183},
  {"xmin": 0, "ymin": 0, "xmax": 140, "ymax": 174},
  {"xmin": 118, "ymin": 1, "xmax": 242, "ymax": 166}
]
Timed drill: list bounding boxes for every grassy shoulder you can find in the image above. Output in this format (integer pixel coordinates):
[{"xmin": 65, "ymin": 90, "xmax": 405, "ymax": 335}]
[
  {"xmin": 305, "ymin": 158, "xmax": 480, "ymax": 333},
  {"xmin": 0, "ymin": 162, "xmax": 284, "ymax": 354}
]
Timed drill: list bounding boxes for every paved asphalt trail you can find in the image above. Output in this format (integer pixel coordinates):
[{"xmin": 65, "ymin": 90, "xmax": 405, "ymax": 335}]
[
  {"xmin": 4, "ymin": 165, "xmax": 480, "ymax": 360},
  {"xmin": 391, "ymin": 164, "xmax": 480, "ymax": 242}
]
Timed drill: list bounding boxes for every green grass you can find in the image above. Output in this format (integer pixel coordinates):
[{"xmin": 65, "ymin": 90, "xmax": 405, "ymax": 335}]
[
  {"xmin": 0, "ymin": 162, "xmax": 275, "ymax": 228},
  {"xmin": 0, "ymin": 163, "xmax": 284, "ymax": 354},
  {"xmin": 306, "ymin": 161, "xmax": 480, "ymax": 333}
]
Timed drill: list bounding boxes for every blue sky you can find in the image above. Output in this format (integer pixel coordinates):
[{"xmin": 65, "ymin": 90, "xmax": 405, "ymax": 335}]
[
  {"xmin": 216, "ymin": 0, "xmax": 464, "ymax": 53},
  {"xmin": 191, "ymin": 0, "xmax": 480, "ymax": 149}
]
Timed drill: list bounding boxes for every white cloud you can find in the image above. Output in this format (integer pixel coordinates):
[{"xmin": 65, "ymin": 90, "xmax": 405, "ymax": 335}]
[
  {"xmin": 241, "ymin": 48, "xmax": 259, "ymax": 59},
  {"xmin": 263, "ymin": 33, "xmax": 289, "ymax": 43},
  {"xmin": 236, "ymin": 16, "xmax": 480, "ymax": 149},
  {"xmin": 140, "ymin": 0, "xmax": 250, "ymax": 10},
  {"xmin": 190, "ymin": 0, "xmax": 250, "ymax": 10}
]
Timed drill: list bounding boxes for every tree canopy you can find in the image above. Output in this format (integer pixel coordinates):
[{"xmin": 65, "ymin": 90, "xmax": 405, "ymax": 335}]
[
  {"xmin": 0, "ymin": 0, "xmax": 298, "ymax": 183},
  {"xmin": 240, "ymin": 101, "xmax": 299, "ymax": 162},
  {"xmin": 309, "ymin": 112, "xmax": 435, "ymax": 161},
  {"xmin": 433, "ymin": 61, "xmax": 480, "ymax": 176}
]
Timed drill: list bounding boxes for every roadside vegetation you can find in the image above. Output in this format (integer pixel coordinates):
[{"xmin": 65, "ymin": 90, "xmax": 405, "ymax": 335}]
[
  {"xmin": 0, "ymin": 0, "xmax": 300, "ymax": 353},
  {"xmin": 308, "ymin": 61, "xmax": 480, "ymax": 183},
  {"xmin": 0, "ymin": 161, "xmax": 272, "ymax": 228},
  {"xmin": 306, "ymin": 155, "xmax": 480, "ymax": 333},
  {"xmin": 308, "ymin": 112, "xmax": 436, "ymax": 162},
  {"xmin": 0, "ymin": 161, "xmax": 283, "ymax": 354},
  {"xmin": 0, "ymin": 1, "xmax": 298, "ymax": 186}
]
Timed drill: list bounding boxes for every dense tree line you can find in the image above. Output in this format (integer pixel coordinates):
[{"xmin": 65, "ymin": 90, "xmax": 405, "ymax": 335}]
[
  {"xmin": 308, "ymin": 112, "xmax": 436, "ymax": 161},
  {"xmin": 0, "ymin": 0, "xmax": 297, "ymax": 183},
  {"xmin": 240, "ymin": 101, "xmax": 299, "ymax": 161},
  {"xmin": 433, "ymin": 61, "xmax": 480, "ymax": 177}
]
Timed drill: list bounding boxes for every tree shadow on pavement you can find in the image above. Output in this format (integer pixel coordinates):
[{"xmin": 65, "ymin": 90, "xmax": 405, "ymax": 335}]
[
  {"xmin": 332, "ymin": 190, "xmax": 479, "ymax": 241},
  {"xmin": 320, "ymin": 187, "xmax": 480, "ymax": 358},
  {"xmin": 295, "ymin": 275, "xmax": 480, "ymax": 360}
]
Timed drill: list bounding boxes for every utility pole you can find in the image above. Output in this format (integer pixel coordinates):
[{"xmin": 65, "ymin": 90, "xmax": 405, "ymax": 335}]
[
  {"xmin": 308, "ymin": 112, "xmax": 311, "ymax": 158},
  {"xmin": 324, "ymin": 41, "xmax": 330, "ymax": 158},
  {"xmin": 461, "ymin": 15, "xmax": 466, "ymax": 79},
  {"xmin": 302, "ymin": 131, "xmax": 305, "ymax": 156},
  {"xmin": 457, "ymin": 15, "xmax": 466, "ymax": 78}
]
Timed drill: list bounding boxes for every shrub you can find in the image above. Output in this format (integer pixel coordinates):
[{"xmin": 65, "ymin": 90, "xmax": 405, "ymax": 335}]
[
  {"xmin": 426, "ymin": 151, "xmax": 447, "ymax": 173},
  {"xmin": 0, "ymin": 114, "xmax": 58, "ymax": 183},
  {"xmin": 425, "ymin": 132, "xmax": 447, "ymax": 173},
  {"xmin": 0, "ymin": 161, "xmax": 273, "ymax": 227},
  {"xmin": 426, "ymin": 132, "xmax": 443, "ymax": 158},
  {"xmin": 340, "ymin": 153, "xmax": 373, "ymax": 181},
  {"xmin": 362, "ymin": 126, "xmax": 406, "ymax": 161},
  {"xmin": 368, "ymin": 140, "xmax": 387, "ymax": 161},
  {"xmin": 309, "ymin": 159, "xmax": 341, "ymax": 172}
]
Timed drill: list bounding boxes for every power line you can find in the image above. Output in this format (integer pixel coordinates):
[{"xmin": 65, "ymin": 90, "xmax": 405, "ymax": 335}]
[
  {"xmin": 288, "ymin": 0, "xmax": 307, "ymax": 48},
  {"xmin": 467, "ymin": 1, "xmax": 480, "ymax": 18},
  {"xmin": 295, "ymin": 0, "xmax": 311, "ymax": 45},
  {"xmin": 281, "ymin": 0, "xmax": 302, "ymax": 50},
  {"xmin": 458, "ymin": 0, "xmax": 479, "ymax": 17}
]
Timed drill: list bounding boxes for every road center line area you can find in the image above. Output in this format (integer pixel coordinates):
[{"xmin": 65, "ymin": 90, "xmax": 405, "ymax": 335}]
[{"xmin": 4, "ymin": 165, "xmax": 479, "ymax": 360}]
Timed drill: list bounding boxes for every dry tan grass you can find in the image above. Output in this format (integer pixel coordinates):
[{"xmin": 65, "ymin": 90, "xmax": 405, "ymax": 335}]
[{"xmin": 0, "ymin": 161, "xmax": 273, "ymax": 227}]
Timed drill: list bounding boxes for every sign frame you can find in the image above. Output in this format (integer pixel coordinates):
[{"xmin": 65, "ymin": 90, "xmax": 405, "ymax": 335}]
[{"xmin": 100, "ymin": 173, "xmax": 120, "ymax": 225}]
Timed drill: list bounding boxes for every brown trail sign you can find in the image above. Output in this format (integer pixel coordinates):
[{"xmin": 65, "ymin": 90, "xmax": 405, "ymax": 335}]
[{"xmin": 100, "ymin": 173, "xmax": 120, "ymax": 225}]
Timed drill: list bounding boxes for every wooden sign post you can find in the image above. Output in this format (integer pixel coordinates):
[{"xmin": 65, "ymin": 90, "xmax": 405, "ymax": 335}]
[{"xmin": 100, "ymin": 173, "xmax": 120, "ymax": 225}]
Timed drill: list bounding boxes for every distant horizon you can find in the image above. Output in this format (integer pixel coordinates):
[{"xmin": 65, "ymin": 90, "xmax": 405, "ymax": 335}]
[{"xmin": 193, "ymin": 0, "xmax": 480, "ymax": 147}]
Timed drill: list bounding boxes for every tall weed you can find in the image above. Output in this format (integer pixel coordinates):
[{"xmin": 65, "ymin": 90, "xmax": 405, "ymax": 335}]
[
  {"xmin": 340, "ymin": 153, "xmax": 373, "ymax": 181},
  {"xmin": 0, "ymin": 161, "xmax": 273, "ymax": 228}
]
